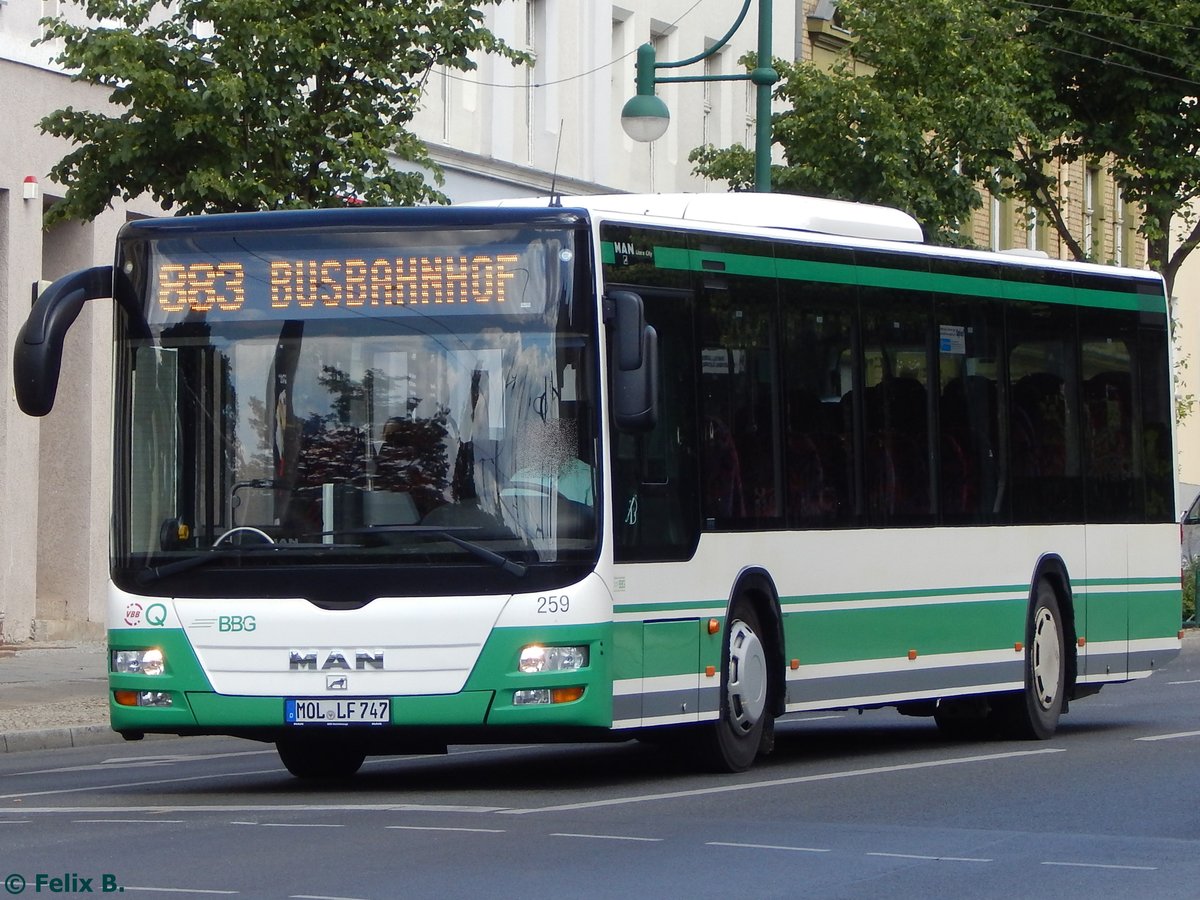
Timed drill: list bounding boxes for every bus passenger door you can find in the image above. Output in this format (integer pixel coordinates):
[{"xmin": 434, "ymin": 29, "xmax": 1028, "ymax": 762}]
[{"xmin": 609, "ymin": 287, "xmax": 700, "ymax": 563}]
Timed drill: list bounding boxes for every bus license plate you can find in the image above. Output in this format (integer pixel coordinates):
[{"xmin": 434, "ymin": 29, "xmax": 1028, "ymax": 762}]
[{"xmin": 285, "ymin": 698, "xmax": 390, "ymax": 725}]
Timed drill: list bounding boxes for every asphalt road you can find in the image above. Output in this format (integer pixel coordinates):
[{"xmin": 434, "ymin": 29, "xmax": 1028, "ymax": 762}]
[{"xmin": 1, "ymin": 640, "xmax": 1198, "ymax": 900}]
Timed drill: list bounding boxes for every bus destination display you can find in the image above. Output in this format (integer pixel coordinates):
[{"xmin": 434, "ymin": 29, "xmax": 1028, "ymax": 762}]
[{"xmin": 153, "ymin": 250, "xmax": 531, "ymax": 319}]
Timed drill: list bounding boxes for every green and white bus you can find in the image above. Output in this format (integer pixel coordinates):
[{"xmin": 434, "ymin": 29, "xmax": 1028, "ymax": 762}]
[{"xmin": 14, "ymin": 193, "xmax": 1182, "ymax": 777}]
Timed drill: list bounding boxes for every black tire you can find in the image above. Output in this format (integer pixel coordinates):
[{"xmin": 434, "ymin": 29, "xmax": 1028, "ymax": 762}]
[
  {"xmin": 991, "ymin": 579, "xmax": 1065, "ymax": 740},
  {"xmin": 697, "ymin": 598, "xmax": 773, "ymax": 773},
  {"xmin": 932, "ymin": 695, "xmax": 990, "ymax": 740},
  {"xmin": 276, "ymin": 739, "xmax": 366, "ymax": 779}
]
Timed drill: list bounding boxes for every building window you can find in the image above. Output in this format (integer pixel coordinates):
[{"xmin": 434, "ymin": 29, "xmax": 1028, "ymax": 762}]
[
  {"xmin": 1026, "ymin": 204, "xmax": 1043, "ymax": 253},
  {"xmin": 702, "ymin": 46, "xmax": 724, "ymax": 152},
  {"xmin": 1084, "ymin": 166, "xmax": 1102, "ymax": 260},
  {"xmin": 525, "ymin": 0, "xmax": 543, "ymax": 163},
  {"xmin": 1113, "ymin": 192, "xmax": 1129, "ymax": 266}
]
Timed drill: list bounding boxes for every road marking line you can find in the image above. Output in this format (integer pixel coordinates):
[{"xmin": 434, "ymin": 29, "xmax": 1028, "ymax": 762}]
[
  {"xmin": 290, "ymin": 895, "xmax": 372, "ymax": 900},
  {"xmin": 1042, "ymin": 862, "xmax": 1157, "ymax": 871},
  {"xmin": 124, "ymin": 889, "xmax": 239, "ymax": 895},
  {"xmin": 259, "ymin": 823, "xmax": 344, "ymax": 828},
  {"xmin": 1135, "ymin": 730, "xmax": 1200, "ymax": 742},
  {"xmin": 0, "ymin": 768, "xmax": 291, "ymax": 800},
  {"xmin": 0, "ymin": 802, "xmax": 507, "ymax": 815},
  {"xmin": 1166, "ymin": 679, "xmax": 1200, "ymax": 685},
  {"xmin": 708, "ymin": 841, "xmax": 830, "ymax": 853},
  {"xmin": 499, "ymin": 749, "xmax": 1065, "ymax": 814},
  {"xmin": 73, "ymin": 819, "xmax": 186, "ymax": 824},
  {"xmin": 386, "ymin": 825, "xmax": 506, "ymax": 834},
  {"xmin": 17, "ymin": 750, "xmax": 275, "ymax": 777},
  {"xmin": 868, "ymin": 852, "xmax": 992, "ymax": 862},
  {"xmin": 551, "ymin": 832, "xmax": 663, "ymax": 842}
]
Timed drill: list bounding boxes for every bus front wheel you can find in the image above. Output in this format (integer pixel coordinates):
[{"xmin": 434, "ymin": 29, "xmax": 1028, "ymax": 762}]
[
  {"xmin": 699, "ymin": 598, "xmax": 773, "ymax": 773},
  {"xmin": 276, "ymin": 739, "xmax": 366, "ymax": 779}
]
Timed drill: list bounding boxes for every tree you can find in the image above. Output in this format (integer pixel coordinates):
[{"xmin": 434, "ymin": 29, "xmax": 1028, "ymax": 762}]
[
  {"xmin": 1027, "ymin": 0, "xmax": 1200, "ymax": 293},
  {"xmin": 692, "ymin": 0, "xmax": 1200, "ymax": 295},
  {"xmin": 692, "ymin": 0, "xmax": 1042, "ymax": 247},
  {"xmin": 38, "ymin": 0, "xmax": 529, "ymax": 224}
]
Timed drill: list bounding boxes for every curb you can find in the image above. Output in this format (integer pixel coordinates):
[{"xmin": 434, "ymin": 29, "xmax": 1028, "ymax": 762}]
[
  {"xmin": 1, "ymin": 723, "xmax": 124, "ymax": 754},
  {"xmin": 0, "ymin": 724, "xmax": 175, "ymax": 754}
]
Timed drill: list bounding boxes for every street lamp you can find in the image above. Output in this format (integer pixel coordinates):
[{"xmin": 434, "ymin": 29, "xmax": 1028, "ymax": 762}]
[{"xmin": 620, "ymin": 0, "xmax": 777, "ymax": 192}]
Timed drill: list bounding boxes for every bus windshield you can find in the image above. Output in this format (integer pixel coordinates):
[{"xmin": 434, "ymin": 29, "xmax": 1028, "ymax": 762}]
[{"xmin": 111, "ymin": 221, "xmax": 598, "ymax": 595}]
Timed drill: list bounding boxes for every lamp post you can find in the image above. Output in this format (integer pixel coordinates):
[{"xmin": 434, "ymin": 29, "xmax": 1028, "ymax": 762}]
[{"xmin": 620, "ymin": 0, "xmax": 777, "ymax": 192}]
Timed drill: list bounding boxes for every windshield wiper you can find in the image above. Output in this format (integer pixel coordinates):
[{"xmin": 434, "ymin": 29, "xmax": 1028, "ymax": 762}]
[
  {"xmin": 332, "ymin": 525, "xmax": 529, "ymax": 577},
  {"xmin": 135, "ymin": 542, "xmax": 350, "ymax": 586}
]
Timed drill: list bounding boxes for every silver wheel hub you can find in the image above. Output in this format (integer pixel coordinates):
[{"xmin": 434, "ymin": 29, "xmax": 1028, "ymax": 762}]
[
  {"xmin": 1031, "ymin": 606, "xmax": 1061, "ymax": 711},
  {"xmin": 727, "ymin": 618, "xmax": 767, "ymax": 733}
]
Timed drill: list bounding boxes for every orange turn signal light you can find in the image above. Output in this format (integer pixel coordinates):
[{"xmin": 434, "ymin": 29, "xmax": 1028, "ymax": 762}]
[
  {"xmin": 114, "ymin": 690, "xmax": 139, "ymax": 707},
  {"xmin": 550, "ymin": 687, "xmax": 584, "ymax": 704}
]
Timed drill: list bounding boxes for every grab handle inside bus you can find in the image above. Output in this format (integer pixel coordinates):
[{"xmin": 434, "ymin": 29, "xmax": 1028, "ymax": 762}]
[
  {"xmin": 14, "ymin": 266, "xmax": 113, "ymax": 417},
  {"xmin": 604, "ymin": 290, "xmax": 658, "ymax": 432}
]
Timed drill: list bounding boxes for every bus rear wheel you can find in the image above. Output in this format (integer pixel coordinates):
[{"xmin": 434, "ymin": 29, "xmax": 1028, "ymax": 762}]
[
  {"xmin": 276, "ymin": 739, "xmax": 366, "ymax": 779},
  {"xmin": 991, "ymin": 579, "xmax": 1064, "ymax": 740},
  {"xmin": 698, "ymin": 598, "xmax": 773, "ymax": 773}
]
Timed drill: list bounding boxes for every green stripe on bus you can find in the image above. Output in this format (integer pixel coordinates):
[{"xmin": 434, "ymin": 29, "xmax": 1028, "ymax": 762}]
[
  {"xmin": 643, "ymin": 245, "xmax": 1162, "ymax": 313},
  {"xmin": 784, "ymin": 597, "xmax": 1028, "ymax": 664},
  {"xmin": 616, "ymin": 576, "xmax": 1178, "ymax": 619}
]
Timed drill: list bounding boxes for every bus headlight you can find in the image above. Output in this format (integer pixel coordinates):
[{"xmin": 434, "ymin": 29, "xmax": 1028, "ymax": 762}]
[
  {"xmin": 519, "ymin": 645, "xmax": 588, "ymax": 673},
  {"xmin": 114, "ymin": 690, "xmax": 173, "ymax": 708},
  {"xmin": 111, "ymin": 648, "xmax": 165, "ymax": 676},
  {"xmin": 513, "ymin": 687, "xmax": 585, "ymax": 706}
]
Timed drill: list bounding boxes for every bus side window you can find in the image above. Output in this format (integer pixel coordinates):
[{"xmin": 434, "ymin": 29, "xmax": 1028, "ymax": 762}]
[
  {"xmin": 696, "ymin": 239, "xmax": 781, "ymax": 527},
  {"xmin": 936, "ymin": 294, "xmax": 1005, "ymax": 525},
  {"xmin": 860, "ymin": 294, "xmax": 935, "ymax": 526},
  {"xmin": 782, "ymin": 301, "xmax": 856, "ymax": 527},
  {"xmin": 1008, "ymin": 303, "xmax": 1082, "ymax": 524},
  {"xmin": 1080, "ymin": 308, "xmax": 1138, "ymax": 522}
]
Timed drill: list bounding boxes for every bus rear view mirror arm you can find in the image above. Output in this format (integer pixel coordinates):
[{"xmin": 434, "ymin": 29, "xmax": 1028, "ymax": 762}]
[{"xmin": 14, "ymin": 266, "xmax": 113, "ymax": 417}]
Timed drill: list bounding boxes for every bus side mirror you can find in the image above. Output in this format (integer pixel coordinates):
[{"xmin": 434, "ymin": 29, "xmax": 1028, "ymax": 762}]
[
  {"xmin": 605, "ymin": 291, "xmax": 659, "ymax": 432},
  {"xmin": 13, "ymin": 266, "xmax": 113, "ymax": 416}
]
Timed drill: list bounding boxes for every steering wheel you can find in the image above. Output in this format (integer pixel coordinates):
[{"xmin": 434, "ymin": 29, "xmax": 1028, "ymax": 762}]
[{"xmin": 213, "ymin": 526, "xmax": 275, "ymax": 547}]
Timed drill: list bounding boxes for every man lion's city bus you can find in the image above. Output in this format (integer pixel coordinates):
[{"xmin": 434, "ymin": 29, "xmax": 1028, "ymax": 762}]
[{"xmin": 14, "ymin": 193, "xmax": 1182, "ymax": 777}]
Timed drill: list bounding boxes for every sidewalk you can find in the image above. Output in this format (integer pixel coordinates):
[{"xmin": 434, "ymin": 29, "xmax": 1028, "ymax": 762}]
[{"xmin": 0, "ymin": 642, "xmax": 117, "ymax": 753}]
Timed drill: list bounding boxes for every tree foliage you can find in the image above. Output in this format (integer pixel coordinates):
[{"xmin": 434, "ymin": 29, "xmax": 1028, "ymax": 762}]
[
  {"xmin": 692, "ymin": 0, "xmax": 1200, "ymax": 294},
  {"xmin": 39, "ymin": 0, "xmax": 528, "ymax": 224},
  {"xmin": 1028, "ymin": 0, "xmax": 1200, "ymax": 292}
]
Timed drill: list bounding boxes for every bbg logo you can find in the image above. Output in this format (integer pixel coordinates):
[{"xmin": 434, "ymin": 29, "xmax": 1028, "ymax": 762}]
[{"xmin": 218, "ymin": 615, "xmax": 256, "ymax": 633}]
